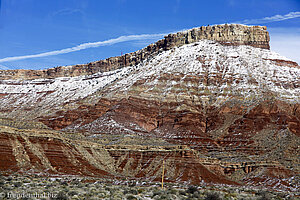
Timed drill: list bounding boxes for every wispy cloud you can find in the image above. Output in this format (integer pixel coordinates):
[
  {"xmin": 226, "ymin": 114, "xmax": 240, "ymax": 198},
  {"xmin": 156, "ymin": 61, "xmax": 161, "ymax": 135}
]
[
  {"xmin": 227, "ymin": 0, "xmax": 236, "ymax": 7},
  {"xmin": 0, "ymin": 33, "xmax": 165, "ymax": 63},
  {"xmin": 237, "ymin": 11, "xmax": 300, "ymax": 24},
  {"xmin": 173, "ymin": 0, "xmax": 181, "ymax": 14},
  {"xmin": 0, "ymin": 64, "xmax": 10, "ymax": 70},
  {"xmin": 52, "ymin": 8, "xmax": 84, "ymax": 17}
]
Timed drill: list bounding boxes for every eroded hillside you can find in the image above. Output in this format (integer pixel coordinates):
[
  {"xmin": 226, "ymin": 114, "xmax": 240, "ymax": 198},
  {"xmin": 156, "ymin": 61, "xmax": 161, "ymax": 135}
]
[{"xmin": 0, "ymin": 24, "xmax": 299, "ymax": 192}]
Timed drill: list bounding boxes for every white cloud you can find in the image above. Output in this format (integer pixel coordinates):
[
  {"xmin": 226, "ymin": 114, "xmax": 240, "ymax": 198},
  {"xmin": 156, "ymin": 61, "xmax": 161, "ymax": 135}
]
[
  {"xmin": 0, "ymin": 33, "xmax": 165, "ymax": 63},
  {"xmin": 236, "ymin": 11, "xmax": 300, "ymax": 25},
  {"xmin": 173, "ymin": 0, "xmax": 181, "ymax": 13}
]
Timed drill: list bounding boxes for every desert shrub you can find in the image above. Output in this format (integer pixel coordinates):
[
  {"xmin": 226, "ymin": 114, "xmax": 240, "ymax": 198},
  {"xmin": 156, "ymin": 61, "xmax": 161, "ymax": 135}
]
[
  {"xmin": 76, "ymin": 182, "xmax": 84, "ymax": 188},
  {"xmin": 123, "ymin": 188, "xmax": 138, "ymax": 195},
  {"xmin": 97, "ymin": 191, "xmax": 109, "ymax": 198},
  {"xmin": 30, "ymin": 183, "xmax": 36, "ymax": 187},
  {"xmin": 179, "ymin": 190, "xmax": 186, "ymax": 196},
  {"xmin": 0, "ymin": 179, "xmax": 4, "ymax": 186},
  {"xmin": 192, "ymin": 191, "xmax": 202, "ymax": 199},
  {"xmin": 168, "ymin": 188, "xmax": 178, "ymax": 195},
  {"xmin": 152, "ymin": 190, "xmax": 163, "ymax": 197},
  {"xmin": 45, "ymin": 184, "xmax": 53, "ymax": 189},
  {"xmin": 224, "ymin": 192, "xmax": 237, "ymax": 200},
  {"xmin": 276, "ymin": 193, "xmax": 287, "ymax": 199},
  {"xmin": 257, "ymin": 191, "xmax": 271, "ymax": 200},
  {"xmin": 156, "ymin": 194, "xmax": 169, "ymax": 200},
  {"xmin": 13, "ymin": 181, "xmax": 22, "ymax": 187},
  {"xmin": 137, "ymin": 188, "xmax": 145, "ymax": 194},
  {"xmin": 0, "ymin": 173, "xmax": 5, "ymax": 186},
  {"xmin": 123, "ymin": 189, "xmax": 130, "ymax": 195},
  {"xmin": 186, "ymin": 185, "xmax": 198, "ymax": 194},
  {"xmin": 71, "ymin": 180, "xmax": 80, "ymax": 185},
  {"xmin": 129, "ymin": 189, "xmax": 138, "ymax": 195},
  {"xmin": 52, "ymin": 191, "xmax": 68, "ymax": 200},
  {"xmin": 60, "ymin": 181, "xmax": 68, "ymax": 186},
  {"xmin": 126, "ymin": 195, "xmax": 138, "ymax": 200},
  {"xmin": 20, "ymin": 197, "xmax": 30, "ymax": 200},
  {"xmin": 68, "ymin": 190, "xmax": 78, "ymax": 196},
  {"xmin": 205, "ymin": 192, "xmax": 222, "ymax": 200}
]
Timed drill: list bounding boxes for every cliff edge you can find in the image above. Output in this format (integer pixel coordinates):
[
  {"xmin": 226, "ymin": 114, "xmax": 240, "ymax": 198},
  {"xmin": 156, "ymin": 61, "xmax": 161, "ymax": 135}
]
[{"xmin": 0, "ymin": 24, "xmax": 269, "ymax": 80}]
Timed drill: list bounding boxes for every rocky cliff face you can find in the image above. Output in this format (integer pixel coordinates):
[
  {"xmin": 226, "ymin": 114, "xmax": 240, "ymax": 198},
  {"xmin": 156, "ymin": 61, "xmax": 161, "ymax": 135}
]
[
  {"xmin": 0, "ymin": 25, "xmax": 299, "ymax": 191},
  {"xmin": 0, "ymin": 125, "xmax": 238, "ymax": 186},
  {"xmin": 0, "ymin": 24, "xmax": 269, "ymax": 80}
]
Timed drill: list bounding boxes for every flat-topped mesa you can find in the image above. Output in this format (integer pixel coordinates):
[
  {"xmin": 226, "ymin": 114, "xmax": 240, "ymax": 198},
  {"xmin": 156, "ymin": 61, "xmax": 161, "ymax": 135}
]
[
  {"xmin": 165, "ymin": 24, "xmax": 270, "ymax": 49},
  {"xmin": 0, "ymin": 24, "xmax": 269, "ymax": 80}
]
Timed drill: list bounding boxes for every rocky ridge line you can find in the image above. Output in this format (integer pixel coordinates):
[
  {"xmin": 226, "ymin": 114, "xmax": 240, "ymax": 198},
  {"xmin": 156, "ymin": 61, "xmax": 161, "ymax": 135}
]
[{"xmin": 0, "ymin": 24, "xmax": 269, "ymax": 80}]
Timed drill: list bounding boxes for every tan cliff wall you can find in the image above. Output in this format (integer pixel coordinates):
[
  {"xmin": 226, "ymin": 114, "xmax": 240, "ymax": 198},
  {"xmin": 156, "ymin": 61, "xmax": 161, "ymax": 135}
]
[{"xmin": 0, "ymin": 24, "xmax": 269, "ymax": 80}]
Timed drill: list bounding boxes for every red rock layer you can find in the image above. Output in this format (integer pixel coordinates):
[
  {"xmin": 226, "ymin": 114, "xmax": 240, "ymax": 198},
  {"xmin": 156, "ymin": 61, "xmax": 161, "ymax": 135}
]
[{"xmin": 0, "ymin": 131, "xmax": 237, "ymax": 185}]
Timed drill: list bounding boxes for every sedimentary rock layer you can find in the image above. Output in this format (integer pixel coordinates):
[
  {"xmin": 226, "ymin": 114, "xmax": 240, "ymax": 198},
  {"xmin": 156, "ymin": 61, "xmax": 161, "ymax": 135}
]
[
  {"xmin": 0, "ymin": 24, "xmax": 269, "ymax": 80},
  {"xmin": 0, "ymin": 126, "xmax": 236, "ymax": 185}
]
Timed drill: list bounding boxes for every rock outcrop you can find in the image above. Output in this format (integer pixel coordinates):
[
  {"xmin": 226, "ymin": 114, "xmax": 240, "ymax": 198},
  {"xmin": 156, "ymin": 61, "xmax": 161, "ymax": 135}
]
[
  {"xmin": 0, "ymin": 125, "xmax": 237, "ymax": 185},
  {"xmin": 0, "ymin": 24, "xmax": 269, "ymax": 80}
]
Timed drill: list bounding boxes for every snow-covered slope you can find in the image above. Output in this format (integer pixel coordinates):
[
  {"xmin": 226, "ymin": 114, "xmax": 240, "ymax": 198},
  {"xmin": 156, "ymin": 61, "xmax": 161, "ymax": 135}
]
[
  {"xmin": 104, "ymin": 40, "xmax": 299, "ymax": 101},
  {"xmin": 0, "ymin": 40, "xmax": 299, "ymax": 120}
]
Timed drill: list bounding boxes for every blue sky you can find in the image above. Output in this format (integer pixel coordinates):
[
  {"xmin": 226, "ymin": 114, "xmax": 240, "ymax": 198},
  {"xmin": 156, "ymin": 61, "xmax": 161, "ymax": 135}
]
[{"xmin": 0, "ymin": 0, "xmax": 299, "ymax": 70}]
